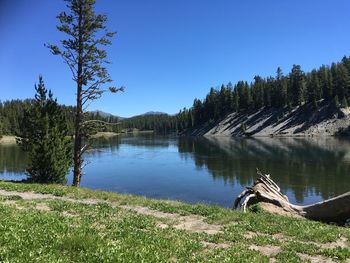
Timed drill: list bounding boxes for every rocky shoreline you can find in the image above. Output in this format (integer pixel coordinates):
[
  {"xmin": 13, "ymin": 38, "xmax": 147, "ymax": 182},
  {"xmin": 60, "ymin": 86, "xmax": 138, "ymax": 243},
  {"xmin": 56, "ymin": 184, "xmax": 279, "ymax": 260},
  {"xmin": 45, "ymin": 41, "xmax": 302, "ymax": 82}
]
[{"xmin": 186, "ymin": 101, "xmax": 350, "ymax": 137}]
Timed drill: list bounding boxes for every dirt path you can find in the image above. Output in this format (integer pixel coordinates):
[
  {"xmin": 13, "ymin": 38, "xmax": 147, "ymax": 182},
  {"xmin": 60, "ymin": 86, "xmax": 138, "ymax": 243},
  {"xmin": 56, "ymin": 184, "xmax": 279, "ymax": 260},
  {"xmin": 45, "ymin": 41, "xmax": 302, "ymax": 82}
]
[{"xmin": 0, "ymin": 189, "xmax": 222, "ymax": 234}]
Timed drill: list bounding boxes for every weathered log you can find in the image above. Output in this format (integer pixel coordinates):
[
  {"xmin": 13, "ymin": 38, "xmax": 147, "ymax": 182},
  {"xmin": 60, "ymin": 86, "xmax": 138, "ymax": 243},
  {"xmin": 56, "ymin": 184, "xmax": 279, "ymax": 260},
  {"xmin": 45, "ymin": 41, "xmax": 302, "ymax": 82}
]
[{"xmin": 234, "ymin": 169, "xmax": 350, "ymax": 224}]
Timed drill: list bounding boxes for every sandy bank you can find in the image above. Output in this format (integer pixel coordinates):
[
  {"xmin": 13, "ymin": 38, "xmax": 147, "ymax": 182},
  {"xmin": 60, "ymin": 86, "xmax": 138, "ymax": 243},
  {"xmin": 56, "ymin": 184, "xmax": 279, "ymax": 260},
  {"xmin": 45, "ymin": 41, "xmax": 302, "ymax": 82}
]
[
  {"xmin": 90, "ymin": 132, "xmax": 120, "ymax": 138},
  {"xmin": 0, "ymin": 136, "xmax": 17, "ymax": 145}
]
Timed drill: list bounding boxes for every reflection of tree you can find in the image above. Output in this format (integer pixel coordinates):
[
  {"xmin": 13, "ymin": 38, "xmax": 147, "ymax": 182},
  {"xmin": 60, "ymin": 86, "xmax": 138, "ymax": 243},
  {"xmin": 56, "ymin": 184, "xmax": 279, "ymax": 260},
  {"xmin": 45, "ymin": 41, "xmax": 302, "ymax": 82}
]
[
  {"xmin": 178, "ymin": 137, "xmax": 350, "ymax": 203},
  {"xmin": 0, "ymin": 145, "xmax": 28, "ymax": 174},
  {"xmin": 87, "ymin": 133, "xmax": 174, "ymax": 156},
  {"xmin": 89, "ymin": 136, "xmax": 121, "ymax": 155}
]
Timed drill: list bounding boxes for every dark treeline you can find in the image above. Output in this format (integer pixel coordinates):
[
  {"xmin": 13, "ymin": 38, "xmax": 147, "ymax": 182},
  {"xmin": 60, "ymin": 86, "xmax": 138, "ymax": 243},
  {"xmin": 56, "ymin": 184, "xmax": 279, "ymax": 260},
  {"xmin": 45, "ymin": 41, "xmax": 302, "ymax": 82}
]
[
  {"xmin": 177, "ymin": 56, "xmax": 350, "ymax": 130},
  {"xmin": 121, "ymin": 114, "xmax": 177, "ymax": 134},
  {"xmin": 0, "ymin": 100, "xmax": 120, "ymax": 136},
  {"xmin": 0, "ymin": 100, "xmax": 32, "ymax": 135},
  {"xmin": 0, "ymin": 99, "xmax": 177, "ymax": 135},
  {"xmin": 0, "ymin": 100, "xmax": 175, "ymax": 135}
]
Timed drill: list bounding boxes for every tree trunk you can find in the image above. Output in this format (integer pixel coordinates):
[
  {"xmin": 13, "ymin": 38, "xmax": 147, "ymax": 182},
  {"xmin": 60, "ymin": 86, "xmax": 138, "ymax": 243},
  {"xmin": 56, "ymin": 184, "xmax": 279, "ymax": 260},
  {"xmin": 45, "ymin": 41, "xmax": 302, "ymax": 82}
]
[
  {"xmin": 72, "ymin": 123, "xmax": 82, "ymax": 187},
  {"xmin": 234, "ymin": 169, "xmax": 350, "ymax": 224},
  {"xmin": 72, "ymin": 5, "xmax": 84, "ymax": 187}
]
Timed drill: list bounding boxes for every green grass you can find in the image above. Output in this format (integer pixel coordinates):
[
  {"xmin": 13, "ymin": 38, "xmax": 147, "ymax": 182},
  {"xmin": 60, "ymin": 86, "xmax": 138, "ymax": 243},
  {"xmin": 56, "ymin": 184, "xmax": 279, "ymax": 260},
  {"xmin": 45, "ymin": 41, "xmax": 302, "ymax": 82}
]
[{"xmin": 0, "ymin": 180, "xmax": 349, "ymax": 262}]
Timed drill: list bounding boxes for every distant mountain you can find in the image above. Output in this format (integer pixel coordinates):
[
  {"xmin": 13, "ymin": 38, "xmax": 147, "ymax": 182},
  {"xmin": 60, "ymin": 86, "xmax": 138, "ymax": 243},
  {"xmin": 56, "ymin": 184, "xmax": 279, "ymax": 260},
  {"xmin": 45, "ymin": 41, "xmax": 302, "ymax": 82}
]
[
  {"xmin": 89, "ymin": 110, "xmax": 125, "ymax": 120},
  {"xmin": 89, "ymin": 110, "xmax": 168, "ymax": 120},
  {"xmin": 140, "ymin": 111, "xmax": 168, "ymax": 116}
]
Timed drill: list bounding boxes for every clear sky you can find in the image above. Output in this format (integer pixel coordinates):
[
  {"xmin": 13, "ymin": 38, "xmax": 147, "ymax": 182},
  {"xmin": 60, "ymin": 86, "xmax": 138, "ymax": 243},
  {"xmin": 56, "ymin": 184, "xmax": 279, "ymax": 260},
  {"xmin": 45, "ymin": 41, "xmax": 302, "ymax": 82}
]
[{"xmin": 0, "ymin": 0, "xmax": 349, "ymax": 117}]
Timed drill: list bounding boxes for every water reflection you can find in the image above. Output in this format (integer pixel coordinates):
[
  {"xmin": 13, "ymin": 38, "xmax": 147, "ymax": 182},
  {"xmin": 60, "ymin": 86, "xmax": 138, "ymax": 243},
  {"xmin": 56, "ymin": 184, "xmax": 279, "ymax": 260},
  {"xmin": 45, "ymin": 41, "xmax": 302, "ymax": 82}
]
[
  {"xmin": 178, "ymin": 136, "xmax": 350, "ymax": 203},
  {"xmin": 0, "ymin": 144, "xmax": 28, "ymax": 180},
  {"xmin": 0, "ymin": 134, "xmax": 349, "ymax": 206}
]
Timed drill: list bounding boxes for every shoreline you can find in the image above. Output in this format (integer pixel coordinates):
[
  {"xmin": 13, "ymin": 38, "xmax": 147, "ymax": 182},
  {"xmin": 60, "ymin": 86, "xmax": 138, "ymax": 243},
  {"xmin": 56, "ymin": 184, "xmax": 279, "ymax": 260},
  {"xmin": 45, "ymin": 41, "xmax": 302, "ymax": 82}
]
[
  {"xmin": 0, "ymin": 136, "xmax": 17, "ymax": 145},
  {"xmin": 90, "ymin": 131, "xmax": 120, "ymax": 138},
  {"xmin": 1, "ymin": 132, "xmax": 348, "ymax": 147},
  {"xmin": 0, "ymin": 130, "xmax": 156, "ymax": 145}
]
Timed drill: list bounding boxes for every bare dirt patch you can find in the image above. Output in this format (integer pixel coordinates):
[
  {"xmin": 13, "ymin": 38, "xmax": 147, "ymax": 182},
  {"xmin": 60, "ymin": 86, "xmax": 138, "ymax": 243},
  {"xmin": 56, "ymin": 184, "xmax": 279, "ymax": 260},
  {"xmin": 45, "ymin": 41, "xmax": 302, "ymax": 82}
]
[
  {"xmin": 296, "ymin": 253, "xmax": 335, "ymax": 263},
  {"xmin": 259, "ymin": 203, "xmax": 304, "ymax": 219},
  {"xmin": 244, "ymin": 230, "xmax": 349, "ymax": 250},
  {"xmin": 305, "ymin": 236, "xmax": 349, "ymax": 250},
  {"xmin": 271, "ymin": 234, "xmax": 349, "ymax": 250},
  {"xmin": 249, "ymin": 244, "xmax": 282, "ymax": 257},
  {"xmin": 121, "ymin": 205, "xmax": 223, "ymax": 234},
  {"xmin": 156, "ymin": 223, "xmax": 169, "ymax": 229},
  {"xmin": 62, "ymin": 211, "xmax": 77, "ymax": 217},
  {"xmin": 173, "ymin": 217, "xmax": 222, "ymax": 234},
  {"xmin": 1, "ymin": 200, "xmax": 25, "ymax": 210},
  {"xmin": 35, "ymin": 203, "xmax": 51, "ymax": 211},
  {"xmin": 0, "ymin": 189, "xmax": 102, "ymax": 205},
  {"xmin": 201, "ymin": 241, "xmax": 231, "ymax": 250},
  {"xmin": 0, "ymin": 190, "xmax": 61, "ymax": 201},
  {"xmin": 243, "ymin": 231, "xmax": 259, "ymax": 239},
  {"xmin": 0, "ymin": 136, "xmax": 17, "ymax": 145}
]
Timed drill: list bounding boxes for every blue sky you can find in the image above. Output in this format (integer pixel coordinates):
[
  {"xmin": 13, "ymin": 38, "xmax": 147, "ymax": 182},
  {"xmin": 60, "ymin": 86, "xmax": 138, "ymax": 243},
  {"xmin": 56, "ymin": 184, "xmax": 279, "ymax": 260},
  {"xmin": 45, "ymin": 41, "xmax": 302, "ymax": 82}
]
[{"xmin": 0, "ymin": 0, "xmax": 349, "ymax": 117}]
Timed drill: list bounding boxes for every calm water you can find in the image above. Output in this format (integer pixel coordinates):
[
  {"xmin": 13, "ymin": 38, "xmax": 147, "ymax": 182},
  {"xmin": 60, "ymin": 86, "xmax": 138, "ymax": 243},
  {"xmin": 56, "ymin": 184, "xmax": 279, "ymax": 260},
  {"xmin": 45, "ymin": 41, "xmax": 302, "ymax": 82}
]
[{"xmin": 1, "ymin": 134, "xmax": 350, "ymax": 207}]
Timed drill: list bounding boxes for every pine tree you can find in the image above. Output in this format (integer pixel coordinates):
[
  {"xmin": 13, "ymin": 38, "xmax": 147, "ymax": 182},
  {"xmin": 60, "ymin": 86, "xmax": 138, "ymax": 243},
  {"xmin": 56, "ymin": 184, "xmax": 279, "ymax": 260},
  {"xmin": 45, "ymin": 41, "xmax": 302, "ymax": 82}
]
[
  {"xmin": 232, "ymin": 87, "xmax": 239, "ymax": 112},
  {"xmin": 47, "ymin": 0, "xmax": 123, "ymax": 187},
  {"xmin": 264, "ymin": 77, "xmax": 273, "ymax": 108},
  {"xmin": 219, "ymin": 84, "xmax": 231, "ymax": 117},
  {"xmin": 307, "ymin": 70, "xmax": 321, "ymax": 107},
  {"xmin": 236, "ymin": 81, "xmax": 251, "ymax": 110},
  {"xmin": 333, "ymin": 63, "xmax": 350, "ymax": 107},
  {"xmin": 17, "ymin": 76, "xmax": 72, "ymax": 184},
  {"xmin": 274, "ymin": 67, "xmax": 288, "ymax": 107},
  {"xmin": 319, "ymin": 65, "xmax": 333, "ymax": 100},
  {"xmin": 290, "ymin": 65, "xmax": 305, "ymax": 106},
  {"xmin": 252, "ymin": 76, "xmax": 264, "ymax": 109}
]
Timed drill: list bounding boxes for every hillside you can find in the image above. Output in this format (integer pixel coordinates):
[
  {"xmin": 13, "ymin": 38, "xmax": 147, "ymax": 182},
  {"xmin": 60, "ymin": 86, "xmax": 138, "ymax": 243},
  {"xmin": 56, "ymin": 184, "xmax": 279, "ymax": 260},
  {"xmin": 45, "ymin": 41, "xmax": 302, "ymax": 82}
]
[
  {"xmin": 187, "ymin": 101, "xmax": 350, "ymax": 137},
  {"xmin": 139, "ymin": 111, "xmax": 168, "ymax": 116}
]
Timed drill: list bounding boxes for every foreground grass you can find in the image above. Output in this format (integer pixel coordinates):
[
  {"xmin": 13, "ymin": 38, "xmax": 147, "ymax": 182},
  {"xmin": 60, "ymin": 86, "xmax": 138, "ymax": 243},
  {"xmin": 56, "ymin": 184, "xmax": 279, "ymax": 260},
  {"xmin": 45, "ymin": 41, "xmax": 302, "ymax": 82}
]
[{"xmin": 0, "ymin": 181, "xmax": 349, "ymax": 262}]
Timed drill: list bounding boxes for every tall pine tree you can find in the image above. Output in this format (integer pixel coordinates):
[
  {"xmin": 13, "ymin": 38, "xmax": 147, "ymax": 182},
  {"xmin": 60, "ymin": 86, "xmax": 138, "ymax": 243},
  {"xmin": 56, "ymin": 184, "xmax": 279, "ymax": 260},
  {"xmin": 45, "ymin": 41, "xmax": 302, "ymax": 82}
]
[{"xmin": 47, "ymin": 0, "xmax": 123, "ymax": 187}]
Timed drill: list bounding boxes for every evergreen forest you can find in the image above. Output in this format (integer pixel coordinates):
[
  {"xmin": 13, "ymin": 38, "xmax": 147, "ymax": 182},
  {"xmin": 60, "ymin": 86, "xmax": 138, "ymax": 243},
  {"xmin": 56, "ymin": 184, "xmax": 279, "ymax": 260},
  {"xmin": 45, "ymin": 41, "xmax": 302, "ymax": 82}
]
[{"xmin": 1, "ymin": 56, "xmax": 350, "ymax": 135}]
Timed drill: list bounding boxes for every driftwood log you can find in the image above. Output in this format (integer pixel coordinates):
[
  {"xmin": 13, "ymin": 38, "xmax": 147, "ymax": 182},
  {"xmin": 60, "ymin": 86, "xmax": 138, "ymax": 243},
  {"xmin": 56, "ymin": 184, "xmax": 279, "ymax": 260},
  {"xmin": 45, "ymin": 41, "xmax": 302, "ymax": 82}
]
[{"xmin": 234, "ymin": 169, "xmax": 350, "ymax": 224}]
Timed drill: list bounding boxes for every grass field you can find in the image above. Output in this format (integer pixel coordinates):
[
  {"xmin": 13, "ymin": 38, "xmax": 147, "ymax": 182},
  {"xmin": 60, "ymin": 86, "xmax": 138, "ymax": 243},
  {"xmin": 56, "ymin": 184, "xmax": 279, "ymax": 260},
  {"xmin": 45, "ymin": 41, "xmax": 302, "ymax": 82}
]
[{"xmin": 0, "ymin": 181, "xmax": 349, "ymax": 262}]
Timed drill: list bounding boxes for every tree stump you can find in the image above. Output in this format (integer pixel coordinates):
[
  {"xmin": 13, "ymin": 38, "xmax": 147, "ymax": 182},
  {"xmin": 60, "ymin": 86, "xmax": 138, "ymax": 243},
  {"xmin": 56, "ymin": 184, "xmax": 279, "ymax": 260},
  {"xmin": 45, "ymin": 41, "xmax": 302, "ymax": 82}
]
[{"xmin": 234, "ymin": 169, "xmax": 350, "ymax": 224}]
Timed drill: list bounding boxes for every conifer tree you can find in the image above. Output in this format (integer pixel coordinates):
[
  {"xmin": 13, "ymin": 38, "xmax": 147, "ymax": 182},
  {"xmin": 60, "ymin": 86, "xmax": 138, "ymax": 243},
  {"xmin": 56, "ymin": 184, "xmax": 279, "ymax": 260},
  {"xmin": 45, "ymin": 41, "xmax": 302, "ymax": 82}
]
[
  {"xmin": 232, "ymin": 87, "xmax": 239, "ymax": 112},
  {"xmin": 319, "ymin": 65, "xmax": 333, "ymax": 100},
  {"xmin": 274, "ymin": 67, "xmax": 288, "ymax": 107},
  {"xmin": 307, "ymin": 70, "xmax": 321, "ymax": 107},
  {"xmin": 290, "ymin": 65, "xmax": 305, "ymax": 106},
  {"xmin": 334, "ymin": 64, "xmax": 350, "ymax": 107},
  {"xmin": 17, "ymin": 76, "xmax": 72, "ymax": 184},
  {"xmin": 47, "ymin": 0, "xmax": 123, "ymax": 186},
  {"xmin": 264, "ymin": 77, "xmax": 273, "ymax": 108},
  {"xmin": 252, "ymin": 76, "xmax": 264, "ymax": 109}
]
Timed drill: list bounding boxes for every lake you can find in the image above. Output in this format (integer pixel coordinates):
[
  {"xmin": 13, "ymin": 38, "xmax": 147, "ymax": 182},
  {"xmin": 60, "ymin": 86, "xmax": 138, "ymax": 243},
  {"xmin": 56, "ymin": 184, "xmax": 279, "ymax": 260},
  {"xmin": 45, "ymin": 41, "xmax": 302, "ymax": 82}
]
[{"xmin": 1, "ymin": 134, "xmax": 350, "ymax": 207}]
